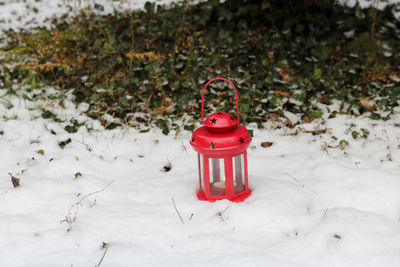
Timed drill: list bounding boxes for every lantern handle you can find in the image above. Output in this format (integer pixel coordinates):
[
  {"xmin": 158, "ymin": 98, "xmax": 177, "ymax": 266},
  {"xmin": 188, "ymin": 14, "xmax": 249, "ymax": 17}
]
[{"xmin": 201, "ymin": 77, "xmax": 240, "ymax": 124}]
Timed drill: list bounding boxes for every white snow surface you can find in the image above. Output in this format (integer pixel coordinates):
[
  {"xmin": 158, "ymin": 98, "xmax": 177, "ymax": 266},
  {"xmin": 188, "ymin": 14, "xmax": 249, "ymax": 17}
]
[
  {"xmin": 0, "ymin": 0, "xmax": 174, "ymax": 36},
  {"xmin": 1, "ymin": 0, "xmax": 400, "ymax": 266},
  {"xmin": 2, "ymin": 89, "xmax": 400, "ymax": 267}
]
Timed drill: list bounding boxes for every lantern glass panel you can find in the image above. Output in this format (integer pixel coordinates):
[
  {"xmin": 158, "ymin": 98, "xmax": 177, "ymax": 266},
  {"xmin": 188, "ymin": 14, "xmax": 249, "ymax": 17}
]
[
  {"xmin": 233, "ymin": 154, "xmax": 245, "ymax": 194},
  {"xmin": 209, "ymin": 158, "xmax": 225, "ymax": 196},
  {"xmin": 197, "ymin": 153, "xmax": 203, "ymax": 191}
]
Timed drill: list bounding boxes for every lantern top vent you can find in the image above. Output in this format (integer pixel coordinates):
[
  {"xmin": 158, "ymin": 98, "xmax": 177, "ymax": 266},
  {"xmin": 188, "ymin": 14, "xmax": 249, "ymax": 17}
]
[{"xmin": 204, "ymin": 112, "xmax": 238, "ymax": 133}]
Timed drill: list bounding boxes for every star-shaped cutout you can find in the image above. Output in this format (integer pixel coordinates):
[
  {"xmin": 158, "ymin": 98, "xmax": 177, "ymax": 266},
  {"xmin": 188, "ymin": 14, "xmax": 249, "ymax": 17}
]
[
  {"xmin": 217, "ymin": 112, "xmax": 223, "ymax": 115},
  {"xmin": 211, "ymin": 118, "xmax": 217, "ymax": 124},
  {"xmin": 239, "ymin": 137, "xmax": 245, "ymax": 144},
  {"xmin": 191, "ymin": 137, "xmax": 195, "ymax": 142},
  {"xmin": 230, "ymin": 116, "xmax": 235, "ymax": 121},
  {"xmin": 209, "ymin": 142, "xmax": 216, "ymax": 149}
]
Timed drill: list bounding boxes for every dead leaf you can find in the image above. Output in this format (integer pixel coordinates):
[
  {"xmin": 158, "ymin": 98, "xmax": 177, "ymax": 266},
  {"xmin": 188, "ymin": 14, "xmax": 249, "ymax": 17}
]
[
  {"xmin": 58, "ymin": 138, "xmax": 72, "ymax": 149},
  {"xmin": 102, "ymin": 242, "xmax": 108, "ymax": 249},
  {"xmin": 163, "ymin": 162, "xmax": 172, "ymax": 172},
  {"xmin": 203, "ymin": 66, "xmax": 214, "ymax": 72},
  {"xmin": 154, "ymin": 97, "xmax": 176, "ymax": 115},
  {"xmin": 328, "ymin": 111, "xmax": 337, "ymax": 118},
  {"xmin": 261, "ymin": 141, "xmax": 273, "ymax": 148},
  {"xmin": 301, "ymin": 114, "xmax": 314, "ymax": 124},
  {"xmin": 389, "ymin": 73, "xmax": 399, "ymax": 81},
  {"xmin": 359, "ymin": 97, "xmax": 377, "ymax": 112},
  {"xmin": 273, "ymin": 90, "xmax": 291, "ymax": 98},
  {"xmin": 278, "ymin": 69, "xmax": 292, "ymax": 82},
  {"xmin": 318, "ymin": 94, "xmax": 331, "ymax": 105},
  {"xmin": 304, "ymin": 128, "xmax": 331, "ymax": 135},
  {"xmin": 9, "ymin": 173, "xmax": 20, "ymax": 187},
  {"xmin": 283, "ymin": 119, "xmax": 294, "ymax": 128},
  {"xmin": 265, "ymin": 112, "xmax": 281, "ymax": 122}
]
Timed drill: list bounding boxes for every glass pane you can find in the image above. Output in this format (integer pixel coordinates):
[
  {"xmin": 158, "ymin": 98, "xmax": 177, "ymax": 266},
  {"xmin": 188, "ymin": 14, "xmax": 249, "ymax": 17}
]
[
  {"xmin": 233, "ymin": 154, "xmax": 245, "ymax": 194},
  {"xmin": 209, "ymin": 158, "xmax": 225, "ymax": 195},
  {"xmin": 197, "ymin": 153, "xmax": 203, "ymax": 191}
]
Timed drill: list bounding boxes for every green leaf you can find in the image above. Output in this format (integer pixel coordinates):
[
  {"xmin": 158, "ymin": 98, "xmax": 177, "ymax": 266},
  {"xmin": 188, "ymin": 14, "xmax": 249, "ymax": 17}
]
[
  {"xmin": 339, "ymin": 139, "xmax": 349, "ymax": 149},
  {"xmin": 94, "ymin": 3, "xmax": 104, "ymax": 11},
  {"xmin": 370, "ymin": 113, "xmax": 381, "ymax": 120},
  {"xmin": 360, "ymin": 128, "xmax": 369, "ymax": 138},
  {"xmin": 170, "ymin": 81, "xmax": 179, "ymax": 91},
  {"xmin": 308, "ymin": 108, "xmax": 323, "ymax": 119},
  {"xmin": 351, "ymin": 131, "xmax": 358, "ymax": 139},
  {"xmin": 313, "ymin": 67, "xmax": 322, "ymax": 80}
]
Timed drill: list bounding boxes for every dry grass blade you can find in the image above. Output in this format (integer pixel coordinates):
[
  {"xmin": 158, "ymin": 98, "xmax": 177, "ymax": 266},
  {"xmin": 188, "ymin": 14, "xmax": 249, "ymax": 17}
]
[
  {"xmin": 282, "ymin": 172, "xmax": 317, "ymax": 195},
  {"xmin": 171, "ymin": 197, "xmax": 184, "ymax": 224},
  {"xmin": 96, "ymin": 242, "xmax": 110, "ymax": 267}
]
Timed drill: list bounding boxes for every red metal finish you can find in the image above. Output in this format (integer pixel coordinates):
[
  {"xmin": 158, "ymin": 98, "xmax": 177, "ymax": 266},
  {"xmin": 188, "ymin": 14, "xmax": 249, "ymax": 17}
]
[
  {"xmin": 203, "ymin": 112, "xmax": 238, "ymax": 133},
  {"xmin": 190, "ymin": 124, "xmax": 251, "ymax": 155},
  {"xmin": 191, "ymin": 78, "xmax": 252, "ymax": 202}
]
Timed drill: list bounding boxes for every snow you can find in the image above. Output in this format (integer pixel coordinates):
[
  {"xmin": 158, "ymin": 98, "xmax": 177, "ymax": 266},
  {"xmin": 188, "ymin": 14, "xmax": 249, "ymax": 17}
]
[
  {"xmin": 1, "ymin": 0, "xmax": 400, "ymax": 266},
  {"xmin": 0, "ymin": 0, "xmax": 174, "ymax": 36},
  {"xmin": 2, "ymin": 89, "xmax": 400, "ymax": 267},
  {"xmin": 338, "ymin": 0, "xmax": 400, "ymax": 19}
]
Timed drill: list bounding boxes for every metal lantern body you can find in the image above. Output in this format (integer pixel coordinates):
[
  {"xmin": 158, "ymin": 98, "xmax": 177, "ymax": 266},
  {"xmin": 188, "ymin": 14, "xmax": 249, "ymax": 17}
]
[{"xmin": 190, "ymin": 78, "xmax": 252, "ymax": 202}]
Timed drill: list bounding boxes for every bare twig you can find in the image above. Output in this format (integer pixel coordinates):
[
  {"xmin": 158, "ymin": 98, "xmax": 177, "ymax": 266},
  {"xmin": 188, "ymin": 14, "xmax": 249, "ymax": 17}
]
[
  {"xmin": 282, "ymin": 172, "xmax": 317, "ymax": 195},
  {"xmin": 218, "ymin": 206, "xmax": 229, "ymax": 216},
  {"xmin": 371, "ymin": 0, "xmax": 380, "ymax": 44},
  {"xmin": 171, "ymin": 197, "xmax": 184, "ymax": 224},
  {"xmin": 217, "ymin": 206, "xmax": 230, "ymax": 221},
  {"xmin": 60, "ymin": 181, "xmax": 113, "ymax": 231}
]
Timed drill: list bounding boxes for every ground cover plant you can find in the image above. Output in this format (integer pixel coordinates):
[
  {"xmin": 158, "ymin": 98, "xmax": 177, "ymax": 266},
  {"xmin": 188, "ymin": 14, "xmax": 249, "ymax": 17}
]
[{"xmin": 1, "ymin": 0, "xmax": 399, "ymax": 133}]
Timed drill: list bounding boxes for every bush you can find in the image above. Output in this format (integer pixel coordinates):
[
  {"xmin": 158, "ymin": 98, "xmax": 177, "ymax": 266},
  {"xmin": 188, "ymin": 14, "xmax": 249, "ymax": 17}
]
[{"xmin": 1, "ymin": 0, "xmax": 400, "ymax": 132}]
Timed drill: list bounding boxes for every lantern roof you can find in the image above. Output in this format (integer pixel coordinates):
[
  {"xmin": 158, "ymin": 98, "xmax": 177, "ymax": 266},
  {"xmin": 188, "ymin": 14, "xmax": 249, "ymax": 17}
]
[
  {"xmin": 203, "ymin": 112, "xmax": 238, "ymax": 133},
  {"xmin": 190, "ymin": 116, "xmax": 251, "ymax": 155}
]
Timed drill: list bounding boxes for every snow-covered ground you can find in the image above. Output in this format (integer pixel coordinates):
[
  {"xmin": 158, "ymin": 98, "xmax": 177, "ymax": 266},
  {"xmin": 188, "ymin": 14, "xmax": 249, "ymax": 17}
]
[
  {"xmin": 0, "ymin": 0, "xmax": 175, "ymax": 35},
  {"xmin": 2, "ymin": 87, "xmax": 400, "ymax": 267},
  {"xmin": 1, "ymin": 0, "xmax": 400, "ymax": 266}
]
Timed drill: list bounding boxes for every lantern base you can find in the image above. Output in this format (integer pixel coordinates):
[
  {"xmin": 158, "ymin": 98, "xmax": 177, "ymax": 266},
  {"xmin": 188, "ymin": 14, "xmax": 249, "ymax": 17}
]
[{"xmin": 196, "ymin": 189, "xmax": 251, "ymax": 203}]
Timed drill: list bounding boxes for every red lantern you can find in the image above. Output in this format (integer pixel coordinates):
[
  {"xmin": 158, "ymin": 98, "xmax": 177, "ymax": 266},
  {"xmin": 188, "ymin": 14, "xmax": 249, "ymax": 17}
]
[{"xmin": 190, "ymin": 78, "xmax": 252, "ymax": 202}]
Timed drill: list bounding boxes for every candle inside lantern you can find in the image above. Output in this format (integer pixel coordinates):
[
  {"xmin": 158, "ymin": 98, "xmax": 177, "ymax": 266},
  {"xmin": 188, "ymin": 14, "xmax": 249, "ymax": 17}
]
[{"xmin": 212, "ymin": 176, "xmax": 237, "ymax": 189}]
